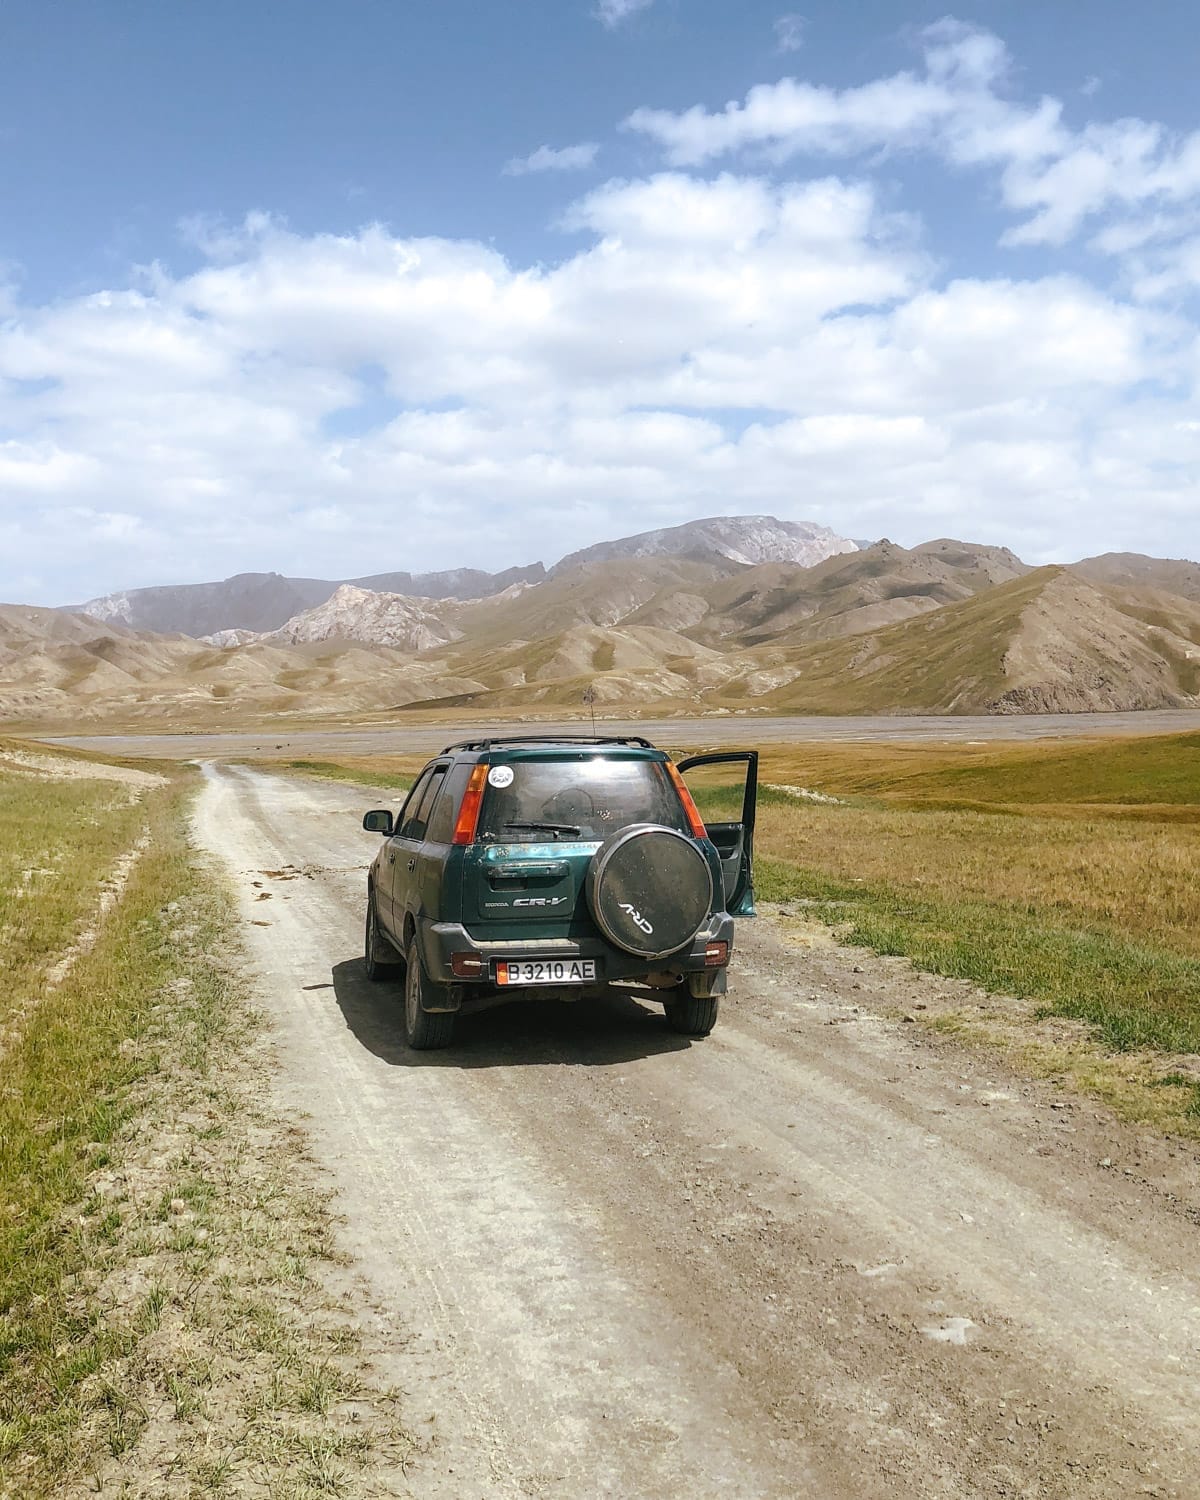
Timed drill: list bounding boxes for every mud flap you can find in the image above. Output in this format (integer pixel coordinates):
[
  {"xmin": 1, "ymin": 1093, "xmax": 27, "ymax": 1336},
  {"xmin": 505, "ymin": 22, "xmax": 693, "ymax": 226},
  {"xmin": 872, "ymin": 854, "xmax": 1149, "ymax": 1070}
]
[
  {"xmin": 687, "ymin": 968, "xmax": 727, "ymax": 999},
  {"xmin": 421, "ymin": 982, "xmax": 464, "ymax": 1014}
]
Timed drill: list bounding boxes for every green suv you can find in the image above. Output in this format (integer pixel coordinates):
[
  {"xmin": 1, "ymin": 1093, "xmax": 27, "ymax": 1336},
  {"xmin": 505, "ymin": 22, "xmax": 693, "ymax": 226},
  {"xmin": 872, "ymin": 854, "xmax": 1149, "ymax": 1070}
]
[{"xmin": 361, "ymin": 736, "xmax": 757, "ymax": 1049}]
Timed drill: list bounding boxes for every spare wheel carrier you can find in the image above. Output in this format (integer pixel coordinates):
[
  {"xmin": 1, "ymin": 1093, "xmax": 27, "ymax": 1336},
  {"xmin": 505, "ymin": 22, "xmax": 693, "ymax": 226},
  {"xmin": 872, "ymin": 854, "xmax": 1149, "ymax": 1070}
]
[{"xmin": 586, "ymin": 823, "xmax": 714, "ymax": 961}]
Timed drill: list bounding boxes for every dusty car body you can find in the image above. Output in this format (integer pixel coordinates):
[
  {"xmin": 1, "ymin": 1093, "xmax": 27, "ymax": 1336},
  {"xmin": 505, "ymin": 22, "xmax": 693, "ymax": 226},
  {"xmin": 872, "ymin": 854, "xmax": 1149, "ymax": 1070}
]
[{"xmin": 362, "ymin": 735, "xmax": 756, "ymax": 1048}]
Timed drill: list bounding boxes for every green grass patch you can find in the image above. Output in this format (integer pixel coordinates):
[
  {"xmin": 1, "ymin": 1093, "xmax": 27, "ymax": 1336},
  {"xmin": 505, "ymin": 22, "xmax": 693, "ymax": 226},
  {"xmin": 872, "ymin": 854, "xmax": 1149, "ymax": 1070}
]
[
  {"xmin": 0, "ymin": 755, "xmax": 412, "ymax": 1492},
  {"xmin": 0, "ymin": 774, "xmax": 209, "ymax": 1481},
  {"xmin": 689, "ymin": 736, "xmax": 1200, "ymax": 1076},
  {"xmin": 898, "ymin": 731, "xmax": 1200, "ymax": 807},
  {"xmin": 733, "ymin": 729, "xmax": 1200, "ymax": 811},
  {"xmin": 274, "ymin": 758, "xmax": 415, "ymax": 793},
  {"xmin": 0, "ymin": 775, "xmax": 147, "ymax": 1027},
  {"xmin": 757, "ymin": 852, "xmax": 1200, "ymax": 1056}
]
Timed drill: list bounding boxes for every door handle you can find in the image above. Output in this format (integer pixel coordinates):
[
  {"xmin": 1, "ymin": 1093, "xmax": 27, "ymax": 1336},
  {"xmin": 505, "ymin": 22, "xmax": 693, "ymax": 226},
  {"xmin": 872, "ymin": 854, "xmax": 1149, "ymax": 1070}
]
[
  {"xmin": 407, "ymin": 858, "xmax": 417, "ymax": 872},
  {"xmin": 387, "ymin": 850, "xmax": 395, "ymax": 864}
]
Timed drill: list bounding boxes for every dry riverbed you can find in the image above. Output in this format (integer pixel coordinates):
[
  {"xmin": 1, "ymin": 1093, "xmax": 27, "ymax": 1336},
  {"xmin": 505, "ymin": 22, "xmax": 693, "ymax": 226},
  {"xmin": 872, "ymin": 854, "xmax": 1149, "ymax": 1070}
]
[{"xmin": 188, "ymin": 764, "xmax": 1200, "ymax": 1499}]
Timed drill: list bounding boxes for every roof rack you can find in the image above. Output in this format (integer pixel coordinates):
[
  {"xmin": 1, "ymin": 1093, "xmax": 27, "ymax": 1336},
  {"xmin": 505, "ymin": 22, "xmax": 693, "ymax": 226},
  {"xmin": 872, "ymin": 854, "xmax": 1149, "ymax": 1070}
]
[{"xmin": 441, "ymin": 734, "xmax": 656, "ymax": 753}]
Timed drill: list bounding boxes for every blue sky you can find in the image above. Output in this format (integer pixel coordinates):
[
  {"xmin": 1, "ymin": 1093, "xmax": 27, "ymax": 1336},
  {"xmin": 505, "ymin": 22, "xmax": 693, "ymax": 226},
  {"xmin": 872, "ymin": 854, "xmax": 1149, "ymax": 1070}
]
[{"xmin": 2, "ymin": 1, "xmax": 1200, "ymax": 602}]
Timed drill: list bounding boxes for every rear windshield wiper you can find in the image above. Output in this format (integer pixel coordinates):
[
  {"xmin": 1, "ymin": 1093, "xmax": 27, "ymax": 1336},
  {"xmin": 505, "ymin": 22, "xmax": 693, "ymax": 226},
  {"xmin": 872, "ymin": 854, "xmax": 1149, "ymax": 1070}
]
[{"xmin": 501, "ymin": 820, "xmax": 582, "ymax": 837}]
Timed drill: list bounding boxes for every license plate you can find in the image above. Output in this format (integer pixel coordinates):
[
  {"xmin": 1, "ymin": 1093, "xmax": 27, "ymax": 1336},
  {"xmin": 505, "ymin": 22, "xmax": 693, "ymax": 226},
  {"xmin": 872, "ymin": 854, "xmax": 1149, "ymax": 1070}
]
[{"xmin": 496, "ymin": 958, "xmax": 597, "ymax": 986}]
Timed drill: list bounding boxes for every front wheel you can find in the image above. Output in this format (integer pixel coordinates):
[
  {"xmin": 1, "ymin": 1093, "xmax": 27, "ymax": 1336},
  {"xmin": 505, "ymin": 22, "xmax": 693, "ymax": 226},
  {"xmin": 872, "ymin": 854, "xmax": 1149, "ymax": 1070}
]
[
  {"xmin": 404, "ymin": 938, "xmax": 456, "ymax": 1050},
  {"xmin": 664, "ymin": 993, "xmax": 720, "ymax": 1037}
]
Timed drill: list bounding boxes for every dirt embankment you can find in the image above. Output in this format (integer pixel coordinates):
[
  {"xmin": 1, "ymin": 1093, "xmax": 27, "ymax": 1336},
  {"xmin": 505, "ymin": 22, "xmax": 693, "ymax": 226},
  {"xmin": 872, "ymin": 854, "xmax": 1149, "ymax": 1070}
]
[{"xmin": 190, "ymin": 763, "xmax": 1200, "ymax": 1500}]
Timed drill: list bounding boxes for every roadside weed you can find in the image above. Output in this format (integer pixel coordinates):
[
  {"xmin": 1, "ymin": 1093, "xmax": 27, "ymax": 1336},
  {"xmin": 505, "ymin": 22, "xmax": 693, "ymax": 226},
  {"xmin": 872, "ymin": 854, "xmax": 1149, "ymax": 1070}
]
[{"xmin": 0, "ymin": 746, "xmax": 413, "ymax": 1496}]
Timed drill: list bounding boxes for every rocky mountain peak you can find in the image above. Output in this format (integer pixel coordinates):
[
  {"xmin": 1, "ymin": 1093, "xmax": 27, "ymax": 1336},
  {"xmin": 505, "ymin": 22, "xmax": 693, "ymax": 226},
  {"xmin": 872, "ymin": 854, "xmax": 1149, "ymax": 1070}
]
[
  {"xmin": 262, "ymin": 585, "xmax": 463, "ymax": 651},
  {"xmin": 552, "ymin": 515, "xmax": 857, "ymax": 575}
]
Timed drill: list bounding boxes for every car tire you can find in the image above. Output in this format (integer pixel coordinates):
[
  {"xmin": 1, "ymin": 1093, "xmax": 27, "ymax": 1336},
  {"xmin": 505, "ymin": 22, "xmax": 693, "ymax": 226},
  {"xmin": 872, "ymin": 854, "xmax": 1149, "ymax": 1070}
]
[
  {"xmin": 404, "ymin": 938, "xmax": 455, "ymax": 1050},
  {"xmin": 664, "ymin": 993, "xmax": 720, "ymax": 1037},
  {"xmin": 364, "ymin": 888, "xmax": 401, "ymax": 982}
]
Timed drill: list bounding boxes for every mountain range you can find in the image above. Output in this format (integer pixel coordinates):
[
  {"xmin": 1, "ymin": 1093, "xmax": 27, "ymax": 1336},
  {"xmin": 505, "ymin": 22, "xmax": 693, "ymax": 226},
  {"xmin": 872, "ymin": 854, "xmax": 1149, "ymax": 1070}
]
[
  {"xmin": 2, "ymin": 514, "xmax": 1197, "ymax": 729},
  {"xmin": 76, "ymin": 515, "xmax": 849, "ymax": 637}
]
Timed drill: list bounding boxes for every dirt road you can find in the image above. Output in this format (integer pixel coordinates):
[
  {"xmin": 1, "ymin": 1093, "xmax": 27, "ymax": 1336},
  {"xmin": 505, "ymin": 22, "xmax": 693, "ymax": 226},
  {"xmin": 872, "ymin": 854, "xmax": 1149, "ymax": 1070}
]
[
  {"xmin": 52, "ymin": 704, "xmax": 1200, "ymax": 762},
  {"xmin": 195, "ymin": 765, "xmax": 1200, "ymax": 1499}
]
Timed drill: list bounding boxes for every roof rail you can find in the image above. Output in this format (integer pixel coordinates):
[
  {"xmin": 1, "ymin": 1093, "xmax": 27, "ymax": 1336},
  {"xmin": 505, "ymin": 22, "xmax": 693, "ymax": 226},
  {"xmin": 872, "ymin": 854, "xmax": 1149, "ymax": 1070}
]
[{"xmin": 440, "ymin": 734, "xmax": 656, "ymax": 753}]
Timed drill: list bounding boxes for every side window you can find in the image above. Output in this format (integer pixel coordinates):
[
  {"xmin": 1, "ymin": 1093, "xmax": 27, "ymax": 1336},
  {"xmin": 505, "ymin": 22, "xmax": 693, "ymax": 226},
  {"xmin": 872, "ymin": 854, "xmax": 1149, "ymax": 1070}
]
[
  {"xmin": 426, "ymin": 761, "xmax": 472, "ymax": 845},
  {"xmin": 401, "ymin": 767, "xmax": 447, "ymax": 842},
  {"xmin": 395, "ymin": 768, "xmax": 435, "ymax": 839}
]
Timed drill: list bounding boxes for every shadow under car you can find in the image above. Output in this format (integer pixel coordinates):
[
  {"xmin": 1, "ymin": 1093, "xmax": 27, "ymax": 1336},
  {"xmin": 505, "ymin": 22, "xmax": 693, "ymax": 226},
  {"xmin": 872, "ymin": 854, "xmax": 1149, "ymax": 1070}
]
[{"xmin": 330, "ymin": 958, "xmax": 694, "ymax": 1068}]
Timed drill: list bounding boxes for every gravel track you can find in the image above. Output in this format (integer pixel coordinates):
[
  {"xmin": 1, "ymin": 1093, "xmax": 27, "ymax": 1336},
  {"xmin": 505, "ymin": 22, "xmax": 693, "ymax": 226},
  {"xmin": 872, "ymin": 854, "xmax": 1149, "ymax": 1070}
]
[
  {"xmin": 51, "ymin": 704, "xmax": 1200, "ymax": 762},
  {"xmin": 194, "ymin": 764, "xmax": 1200, "ymax": 1499}
]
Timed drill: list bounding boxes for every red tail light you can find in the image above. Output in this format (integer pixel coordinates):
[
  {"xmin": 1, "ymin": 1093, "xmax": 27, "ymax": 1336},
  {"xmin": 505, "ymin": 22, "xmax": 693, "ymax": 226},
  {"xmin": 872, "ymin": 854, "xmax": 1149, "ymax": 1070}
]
[
  {"xmin": 666, "ymin": 760, "xmax": 707, "ymax": 839},
  {"xmin": 452, "ymin": 763, "xmax": 489, "ymax": 845}
]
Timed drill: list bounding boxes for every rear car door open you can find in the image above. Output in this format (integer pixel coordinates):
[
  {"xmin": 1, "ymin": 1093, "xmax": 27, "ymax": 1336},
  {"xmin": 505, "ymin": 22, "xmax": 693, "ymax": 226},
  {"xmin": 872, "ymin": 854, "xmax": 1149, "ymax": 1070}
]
[{"xmin": 676, "ymin": 751, "xmax": 758, "ymax": 917}]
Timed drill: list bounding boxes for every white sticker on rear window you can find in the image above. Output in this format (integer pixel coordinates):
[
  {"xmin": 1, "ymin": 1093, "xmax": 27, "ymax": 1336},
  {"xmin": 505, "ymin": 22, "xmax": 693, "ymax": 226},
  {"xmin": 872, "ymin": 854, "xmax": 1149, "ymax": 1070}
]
[{"xmin": 488, "ymin": 765, "xmax": 515, "ymax": 788}]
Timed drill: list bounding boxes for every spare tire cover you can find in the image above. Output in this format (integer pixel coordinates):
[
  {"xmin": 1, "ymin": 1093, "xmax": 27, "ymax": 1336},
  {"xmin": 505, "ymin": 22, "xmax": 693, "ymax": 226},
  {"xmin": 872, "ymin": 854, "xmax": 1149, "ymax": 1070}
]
[{"xmin": 587, "ymin": 823, "xmax": 713, "ymax": 960}]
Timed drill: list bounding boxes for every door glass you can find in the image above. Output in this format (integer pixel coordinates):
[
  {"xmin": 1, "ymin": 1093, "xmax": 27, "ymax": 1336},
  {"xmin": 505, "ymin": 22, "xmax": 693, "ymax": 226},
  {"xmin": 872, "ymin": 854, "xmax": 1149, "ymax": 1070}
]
[
  {"xmin": 677, "ymin": 752, "xmax": 758, "ymax": 918},
  {"xmin": 402, "ymin": 768, "xmax": 446, "ymax": 841},
  {"xmin": 677, "ymin": 753, "xmax": 757, "ymax": 831},
  {"xmin": 396, "ymin": 768, "xmax": 434, "ymax": 839}
]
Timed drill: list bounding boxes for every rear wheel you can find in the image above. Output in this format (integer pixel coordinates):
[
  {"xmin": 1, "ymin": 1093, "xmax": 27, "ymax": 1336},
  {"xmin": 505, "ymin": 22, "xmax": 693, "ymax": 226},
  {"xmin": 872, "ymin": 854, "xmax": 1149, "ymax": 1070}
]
[
  {"xmin": 664, "ymin": 992, "xmax": 720, "ymax": 1037},
  {"xmin": 404, "ymin": 938, "xmax": 456, "ymax": 1050},
  {"xmin": 364, "ymin": 888, "xmax": 401, "ymax": 982}
]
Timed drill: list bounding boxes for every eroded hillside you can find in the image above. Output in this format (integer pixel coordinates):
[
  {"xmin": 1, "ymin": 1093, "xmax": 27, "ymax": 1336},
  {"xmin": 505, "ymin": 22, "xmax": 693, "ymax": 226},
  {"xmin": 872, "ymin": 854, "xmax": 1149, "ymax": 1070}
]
[{"xmin": 5, "ymin": 530, "xmax": 1200, "ymax": 728}]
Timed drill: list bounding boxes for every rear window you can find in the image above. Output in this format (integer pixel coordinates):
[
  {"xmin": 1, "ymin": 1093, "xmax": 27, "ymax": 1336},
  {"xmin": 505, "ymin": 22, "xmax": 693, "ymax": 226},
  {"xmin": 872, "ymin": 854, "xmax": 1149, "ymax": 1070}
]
[{"xmin": 477, "ymin": 757, "xmax": 686, "ymax": 842}]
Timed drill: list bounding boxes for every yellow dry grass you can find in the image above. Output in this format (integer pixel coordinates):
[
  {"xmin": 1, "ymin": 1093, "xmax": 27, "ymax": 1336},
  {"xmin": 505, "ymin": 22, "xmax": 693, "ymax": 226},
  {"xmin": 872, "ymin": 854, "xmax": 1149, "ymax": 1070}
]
[{"xmin": 756, "ymin": 800, "xmax": 1200, "ymax": 959}]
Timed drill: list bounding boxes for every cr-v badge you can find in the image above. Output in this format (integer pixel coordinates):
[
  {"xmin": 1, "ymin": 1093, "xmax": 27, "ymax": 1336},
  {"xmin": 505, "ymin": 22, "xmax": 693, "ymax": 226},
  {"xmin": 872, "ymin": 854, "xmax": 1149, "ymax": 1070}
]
[{"xmin": 619, "ymin": 903, "xmax": 654, "ymax": 934}]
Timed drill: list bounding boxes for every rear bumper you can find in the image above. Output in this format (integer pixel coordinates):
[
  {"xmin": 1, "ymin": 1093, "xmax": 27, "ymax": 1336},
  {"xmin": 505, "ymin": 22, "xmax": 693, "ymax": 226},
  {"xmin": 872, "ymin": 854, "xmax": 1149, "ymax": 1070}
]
[{"xmin": 418, "ymin": 912, "xmax": 735, "ymax": 988}]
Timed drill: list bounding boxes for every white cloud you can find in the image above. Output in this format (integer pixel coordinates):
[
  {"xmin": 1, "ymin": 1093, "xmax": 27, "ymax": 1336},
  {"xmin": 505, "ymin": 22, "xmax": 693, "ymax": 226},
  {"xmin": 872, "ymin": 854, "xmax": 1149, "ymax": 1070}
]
[
  {"xmin": 774, "ymin": 13, "xmax": 805, "ymax": 53},
  {"xmin": 5, "ymin": 21, "xmax": 1200, "ymax": 603},
  {"xmin": 503, "ymin": 142, "xmax": 599, "ymax": 176},
  {"xmin": 595, "ymin": 0, "xmax": 652, "ymax": 28},
  {"xmin": 0, "ymin": 162, "xmax": 1193, "ymax": 605},
  {"xmin": 624, "ymin": 19, "xmax": 1200, "ymax": 255}
]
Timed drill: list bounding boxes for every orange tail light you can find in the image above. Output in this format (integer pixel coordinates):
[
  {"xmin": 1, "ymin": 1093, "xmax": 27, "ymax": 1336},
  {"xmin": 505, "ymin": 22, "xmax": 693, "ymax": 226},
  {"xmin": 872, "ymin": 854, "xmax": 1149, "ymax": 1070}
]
[
  {"xmin": 666, "ymin": 760, "xmax": 707, "ymax": 839},
  {"xmin": 452, "ymin": 763, "xmax": 489, "ymax": 845}
]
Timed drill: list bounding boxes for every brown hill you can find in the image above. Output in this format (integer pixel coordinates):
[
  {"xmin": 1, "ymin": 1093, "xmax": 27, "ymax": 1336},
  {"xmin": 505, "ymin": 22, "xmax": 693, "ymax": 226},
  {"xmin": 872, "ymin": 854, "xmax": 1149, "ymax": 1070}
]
[
  {"xmin": 1073, "ymin": 553, "xmax": 1200, "ymax": 603},
  {"xmin": 0, "ymin": 606, "xmax": 486, "ymax": 729},
  {"xmin": 734, "ymin": 568, "xmax": 1200, "ymax": 715},
  {"xmin": 72, "ymin": 513, "xmax": 849, "ymax": 637},
  {"xmin": 660, "ymin": 538, "xmax": 1030, "ymax": 648},
  {"xmin": 6, "ymin": 539, "xmax": 1200, "ymax": 727},
  {"xmin": 0, "ymin": 603, "xmax": 141, "ymax": 649},
  {"xmin": 432, "ymin": 622, "xmax": 725, "ymax": 708},
  {"xmin": 261, "ymin": 585, "xmax": 462, "ymax": 650},
  {"xmin": 75, "ymin": 563, "xmax": 547, "ymax": 637},
  {"xmin": 450, "ymin": 558, "xmax": 731, "ymax": 647}
]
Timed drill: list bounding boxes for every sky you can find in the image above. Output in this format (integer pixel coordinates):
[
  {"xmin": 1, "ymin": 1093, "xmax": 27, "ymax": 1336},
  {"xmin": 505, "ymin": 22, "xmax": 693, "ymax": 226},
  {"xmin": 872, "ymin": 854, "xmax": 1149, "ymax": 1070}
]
[{"xmin": 2, "ymin": 1, "xmax": 1200, "ymax": 605}]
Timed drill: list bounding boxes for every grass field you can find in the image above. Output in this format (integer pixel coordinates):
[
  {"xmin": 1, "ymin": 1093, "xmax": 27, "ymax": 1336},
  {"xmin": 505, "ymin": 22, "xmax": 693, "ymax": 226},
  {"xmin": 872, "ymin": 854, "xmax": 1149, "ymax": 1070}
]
[
  {"xmin": 259, "ymin": 756, "xmax": 416, "ymax": 793},
  {"xmin": 684, "ymin": 732, "xmax": 1200, "ymax": 1127},
  {"xmin": 0, "ymin": 747, "xmax": 408, "ymax": 1494},
  {"xmin": 0, "ymin": 772, "xmax": 147, "ymax": 1032}
]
